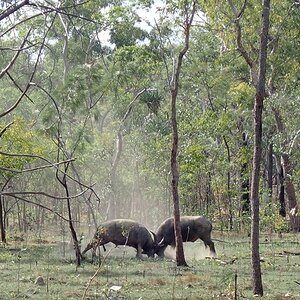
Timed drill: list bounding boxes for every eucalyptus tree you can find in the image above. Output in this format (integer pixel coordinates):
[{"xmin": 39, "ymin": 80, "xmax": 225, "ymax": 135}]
[
  {"xmin": 147, "ymin": 0, "xmax": 199, "ymax": 266},
  {"xmin": 250, "ymin": 1, "xmax": 270, "ymax": 295},
  {"xmin": 199, "ymin": 0, "xmax": 300, "ymax": 295},
  {"xmin": 200, "ymin": 0, "xmax": 300, "ymax": 232}
]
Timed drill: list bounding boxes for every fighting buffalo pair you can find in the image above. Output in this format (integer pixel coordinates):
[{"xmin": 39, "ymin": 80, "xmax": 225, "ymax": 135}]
[{"xmin": 81, "ymin": 216, "xmax": 216, "ymax": 260}]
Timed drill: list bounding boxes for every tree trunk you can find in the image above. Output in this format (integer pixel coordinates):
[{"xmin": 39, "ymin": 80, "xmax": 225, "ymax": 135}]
[
  {"xmin": 64, "ymin": 181, "xmax": 81, "ymax": 266},
  {"xmin": 241, "ymin": 133, "xmax": 250, "ymax": 215},
  {"xmin": 281, "ymin": 153, "xmax": 299, "ymax": 231},
  {"xmin": 273, "ymin": 108, "xmax": 299, "ymax": 231},
  {"xmin": 278, "ymin": 164, "xmax": 286, "ymax": 217},
  {"xmin": 171, "ymin": 88, "xmax": 187, "ymax": 267},
  {"xmin": 206, "ymin": 172, "xmax": 212, "ymax": 215},
  {"xmin": 223, "ymin": 136, "xmax": 232, "ymax": 230},
  {"xmin": 56, "ymin": 161, "xmax": 81, "ymax": 266},
  {"xmin": 0, "ymin": 194, "xmax": 6, "ymax": 243},
  {"xmin": 169, "ymin": 1, "xmax": 196, "ymax": 267},
  {"xmin": 22, "ymin": 202, "xmax": 27, "ymax": 233},
  {"xmin": 267, "ymin": 143, "xmax": 273, "ymax": 198},
  {"xmin": 250, "ymin": 0, "xmax": 270, "ymax": 296}
]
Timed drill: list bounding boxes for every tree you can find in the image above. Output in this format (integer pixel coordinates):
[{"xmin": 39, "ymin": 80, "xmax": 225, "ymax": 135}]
[
  {"xmin": 250, "ymin": 0, "xmax": 270, "ymax": 295},
  {"xmin": 165, "ymin": 0, "xmax": 197, "ymax": 267},
  {"xmin": 199, "ymin": 0, "xmax": 300, "ymax": 232}
]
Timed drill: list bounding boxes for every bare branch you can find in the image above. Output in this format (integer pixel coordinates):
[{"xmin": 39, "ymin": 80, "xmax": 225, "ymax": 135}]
[
  {"xmin": 0, "ymin": 1, "xmax": 97, "ymax": 38},
  {"xmin": 226, "ymin": 0, "xmax": 257, "ymax": 83},
  {"xmin": 4, "ymin": 194, "xmax": 71, "ymax": 222},
  {"xmin": 0, "ymin": 11, "xmax": 49, "ymax": 38},
  {"xmin": 0, "ymin": 28, "xmax": 32, "ymax": 79},
  {"xmin": 0, "ymin": 0, "xmax": 29, "ymax": 22},
  {"xmin": 29, "ymin": 1, "xmax": 98, "ymax": 24},
  {"xmin": 0, "ymin": 44, "xmax": 38, "ymax": 51},
  {"xmin": 0, "ymin": 83, "xmax": 32, "ymax": 118},
  {"xmin": 0, "ymin": 158, "xmax": 75, "ymax": 174},
  {"xmin": 31, "ymin": 83, "xmax": 61, "ymax": 120},
  {"xmin": 171, "ymin": 0, "xmax": 197, "ymax": 93},
  {"xmin": 0, "ymin": 122, "xmax": 14, "ymax": 138},
  {"xmin": 2, "ymin": 189, "xmax": 88, "ymax": 200},
  {"xmin": 111, "ymin": 88, "xmax": 147, "ymax": 172},
  {"xmin": 0, "ymin": 11, "xmax": 58, "ymax": 118},
  {"xmin": 237, "ymin": 0, "xmax": 248, "ymax": 19},
  {"xmin": 289, "ymin": 129, "xmax": 300, "ymax": 155},
  {"xmin": 0, "ymin": 150, "xmax": 98, "ymax": 200},
  {"xmin": 7, "ymin": 71, "xmax": 34, "ymax": 103}
]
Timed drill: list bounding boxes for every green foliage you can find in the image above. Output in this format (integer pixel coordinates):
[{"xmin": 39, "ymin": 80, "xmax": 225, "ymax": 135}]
[
  {"xmin": 139, "ymin": 90, "xmax": 164, "ymax": 114},
  {"xmin": 1, "ymin": 0, "xmax": 300, "ymax": 237},
  {"xmin": 0, "ymin": 118, "xmax": 51, "ymax": 177},
  {"xmin": 260, "ymin": 201, "xmax": 290, "ymax": 233},
  {"xmin": 113, "ymin": 45, "xmax": 162, "ymax": 85},
  {"xmin": 108, "ymin": 5, "xmax": 148, "ymax": 47}
]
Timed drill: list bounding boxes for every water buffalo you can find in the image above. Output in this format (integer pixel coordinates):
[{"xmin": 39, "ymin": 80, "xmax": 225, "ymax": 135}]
[
  {"xmin": 155, "ymin": 216, "xmax": 216, "ymax": 257},
  {"xmin": 81, "ymin": 219, "xmax": 157, "ymax": 259}
]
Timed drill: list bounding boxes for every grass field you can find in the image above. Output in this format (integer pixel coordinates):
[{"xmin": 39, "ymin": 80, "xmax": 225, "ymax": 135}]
[{"xmin": 0, "ymin": 231, "xmax": 299, "ymax": 299}]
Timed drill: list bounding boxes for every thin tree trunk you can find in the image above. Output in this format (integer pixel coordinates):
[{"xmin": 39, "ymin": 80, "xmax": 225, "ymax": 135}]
[
  {"xmin": 250, "ymin": 0, "xmax": 270, "ymax": 296},
  {"xmin": 278, "ymin": 164, "xmax": 286, "ymax": 217},
  {"xmin": 241, "ymin": 133, "xmax": 250, "ymax": 215},
  {"xmin": 273, "ymin": 107, "xmax": 299, "ymax": 230},
  {"xmin": 171, "ymin": 87, "xmax": 187, "ymax": 267},
  {"xmin": 22, "ymin": 202, "xmax": 27, "ymax": 233},
  {"xmin": 223, "ymin": 136, "xmax": 232, "ymax": 230},
  {"xmin": 206, "ymin": 172, "xmax": 212, "ymax": 215},
  {"xmin": 281, "ymin": 153, "xmax": 299, "ymax": 231},
  {"xmin": 58, "ymin": 14, "xmax": 69, "ymax": 84},
  {"xmin": 0, "ymin": 194, "xmax": 6, "ymax": 243},
  {"xmin": 61, "ymin": 165, "xmax": 81, "ymax": 266},
  {"xmin": 267, "ymin": 143, "xmax": 273, "ymax": 198},
  {"xmin": 169, "ymin": 1, "xmax": 196, "ymax": 267}
]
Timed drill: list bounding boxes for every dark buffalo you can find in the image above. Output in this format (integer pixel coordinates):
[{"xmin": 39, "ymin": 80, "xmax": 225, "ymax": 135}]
[
  {"xmin": 81, "ymin": 219, "xmax": 157, "ymax": 259},
  {"xmin": 155, "ymin": 216, "xmax": 216, "ymax": 257}
]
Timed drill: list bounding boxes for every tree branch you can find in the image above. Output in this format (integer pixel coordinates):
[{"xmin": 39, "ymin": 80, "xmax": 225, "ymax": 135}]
[
  {"xmin": 171, "ymin": 0, "xmax": 196, "ymax": 93},
  {"xmin": 0, "ymin": 122, "xmax": 14, "ymax": 138},
  {"xmin": 0, "ymin": 0, "xmax": 29, "ymax": 22},
  {"xmin": 7, "ymin": 71, "xmax": 34, "ymax": 103},
  {"xmin": 2, "ymin": 189, "xmax": 88, "ymax": 200},
  {"xmin": 0, "ymin": 28, "xmax": 32, "ymax": 79},
  {"xmin": 0, "ymin": 11, "xmax": 57, "ymax": 118},
  {"xmin": 3, "ymin": 194, "xmax": 71, "ymax": 222},
  {"xmin": 0, "ymin": 150, "xmax": 96, "ymax": 193},
  {"xmin": 226, "ymin": 0, "xmax": 258, "ymax": 84},
  {"xmin": 0, "ymin": 158, "xmax": 75, "ymax": 174}
]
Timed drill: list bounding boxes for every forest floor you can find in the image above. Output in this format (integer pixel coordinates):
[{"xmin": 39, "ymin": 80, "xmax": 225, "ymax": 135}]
[{"xmin": 0, "ymin": 230, "xmax": 299, "ymax": 299}]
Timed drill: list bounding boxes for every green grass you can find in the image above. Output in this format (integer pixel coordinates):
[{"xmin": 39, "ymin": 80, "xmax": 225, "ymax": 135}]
[{"xmin": 0, "ymin": 232, "xmax": 299, "ymax": 299}]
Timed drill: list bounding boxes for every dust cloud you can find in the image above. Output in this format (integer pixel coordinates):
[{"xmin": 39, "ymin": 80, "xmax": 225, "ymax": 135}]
[{"xmin": 163, "ymin": 242, "xmax": 214, "ymax": 261}]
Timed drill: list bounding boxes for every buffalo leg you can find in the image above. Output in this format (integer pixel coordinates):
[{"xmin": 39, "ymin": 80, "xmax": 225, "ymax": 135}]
[
  {"xmin": 201, "ymin": 238, "xmax": 216, "ymax": 257},
  {"xmin": 208, "ymin": 241, "xmax": 216, "ymax": 256},
  {"xmin": 136, "ymin": 245, "xmax": 143, "ymax": 259}
]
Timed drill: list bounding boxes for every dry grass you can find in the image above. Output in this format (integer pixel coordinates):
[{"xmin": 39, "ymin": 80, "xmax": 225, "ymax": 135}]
[{"xmin": 0, "ymin": 231, "xmax": 299, "ymax": 299}]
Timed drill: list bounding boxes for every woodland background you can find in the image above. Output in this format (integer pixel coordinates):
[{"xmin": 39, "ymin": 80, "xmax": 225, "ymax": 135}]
[{"xmin": 1, "ymin": 0, "xmax": 300, "ymax": 251}]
